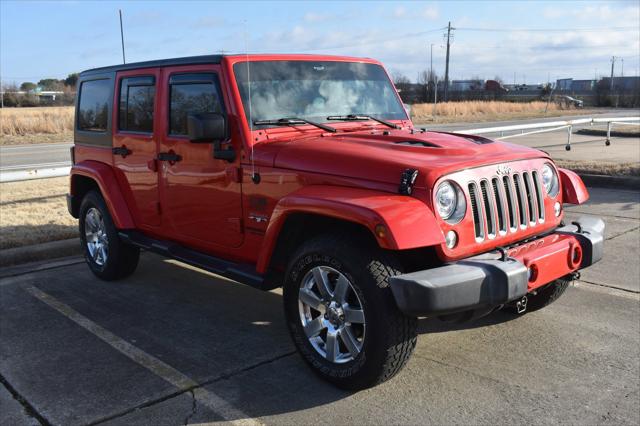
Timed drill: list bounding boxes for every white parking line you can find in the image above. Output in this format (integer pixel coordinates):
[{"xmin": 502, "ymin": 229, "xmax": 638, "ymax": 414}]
[{"xmin": 24, "ymin": 286, "xmax": 262, "ymax": 426}]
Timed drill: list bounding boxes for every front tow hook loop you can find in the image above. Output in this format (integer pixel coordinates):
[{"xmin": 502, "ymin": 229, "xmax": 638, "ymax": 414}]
[{"xmin": 516, "ymin": 296, "xmax": 527, "ymax": 314}]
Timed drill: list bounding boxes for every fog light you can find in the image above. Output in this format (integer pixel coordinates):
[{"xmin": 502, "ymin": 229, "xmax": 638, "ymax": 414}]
[
  {"xmin": 554, "ymin": 201, "xmax": 561, "ymax": 217},
  {"xmin": 445, "ymin": 230, "xmax": 458, "ymax": 248}
]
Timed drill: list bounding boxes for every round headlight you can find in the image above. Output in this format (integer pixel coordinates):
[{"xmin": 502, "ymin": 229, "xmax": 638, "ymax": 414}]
[
  {"xmin": 436, "ymin": 181, "xmax": 457, "ymax": 219},
  {"xmin": 541, "ymin": 163, "xmax": 559, "ymax": 197},
  {"xmin": 436, "ymin": 180, "xmax": 464, "ymax": 221}
]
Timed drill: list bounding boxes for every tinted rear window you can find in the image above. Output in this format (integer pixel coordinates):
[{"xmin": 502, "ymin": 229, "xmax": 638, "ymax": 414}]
[
  {"xmin": 78, "ymin": 79, "xmax": 111, "ymax": 132},
  {"xmin": 169, "ymin": 73, "xmax": 224, "ymax": 135},
  {"xmin": 119, "ymin": 77, "xmax": 155, "ymax": 133}
]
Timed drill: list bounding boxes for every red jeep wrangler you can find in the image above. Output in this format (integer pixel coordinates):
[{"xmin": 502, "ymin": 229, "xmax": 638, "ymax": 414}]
[{"xmin": 68, "ymin": 54, "xmax": 604, "ymax": 390}]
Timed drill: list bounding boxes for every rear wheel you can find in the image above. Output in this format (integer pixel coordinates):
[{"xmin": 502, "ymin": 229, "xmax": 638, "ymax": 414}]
[
  {"xmin": 79, "ymin": 191, "xmax": 139, "ymax": 281},
  {"xmin": 283, "ymin": 234, "xmax": 417, "ymax": 390}
]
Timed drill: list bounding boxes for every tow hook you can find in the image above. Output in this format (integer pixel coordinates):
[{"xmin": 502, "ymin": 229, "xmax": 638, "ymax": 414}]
[
  {"xmin": 569, "ymin": 271, "xmax": 581, "ymax": 281},
  {"xmin": 516, "ymin": 296, "xmax": 528, "ymax": 314}
]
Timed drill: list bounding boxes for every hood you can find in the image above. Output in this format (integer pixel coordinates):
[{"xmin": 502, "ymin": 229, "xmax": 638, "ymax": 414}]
[{"xmin": 255, "ymin": 128, "xmax": 549, "ymax": 189}]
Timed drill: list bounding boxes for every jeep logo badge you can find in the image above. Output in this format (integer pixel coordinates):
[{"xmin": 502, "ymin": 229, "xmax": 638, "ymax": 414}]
[{"xmin": 496, "ymin": 165, "xmax": 512, "ymax": 175}]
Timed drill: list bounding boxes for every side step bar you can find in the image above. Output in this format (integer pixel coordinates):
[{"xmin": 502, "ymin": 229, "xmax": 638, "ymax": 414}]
[{"xmin": 118, "ymin": 230, "xmax": 266, "ymax": 290}]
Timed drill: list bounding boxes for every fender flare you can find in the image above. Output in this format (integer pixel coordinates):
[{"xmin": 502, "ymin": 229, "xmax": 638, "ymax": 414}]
[
  {"xmin": 70, "ymin": 161, "xmax": 135, "ymax": 229},
  {"xmin": 558, "ymin": 168, "xmax": 589, "ymax": 205},
  {"xmin": 256, "ymin": 185, "xmax": 444, "ymax": 273}
]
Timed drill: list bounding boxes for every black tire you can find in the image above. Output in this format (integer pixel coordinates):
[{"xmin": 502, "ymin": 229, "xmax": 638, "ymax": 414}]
[
  {"xmin": 283, "ymin": 234, "xmax": 417, "ymax": 390},
  {"xmin": 79, "ymin": 190, "xmax": 140, "ymax": 281},
  {"xmin": 507, "ymin": 277, "xmax": 571, "ymax": 314}
]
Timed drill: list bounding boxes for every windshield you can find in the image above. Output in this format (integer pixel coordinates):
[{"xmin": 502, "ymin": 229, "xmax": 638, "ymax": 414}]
[{"xmin": 233, "ymin": 60, "xmax": 407, "ymax": 126}]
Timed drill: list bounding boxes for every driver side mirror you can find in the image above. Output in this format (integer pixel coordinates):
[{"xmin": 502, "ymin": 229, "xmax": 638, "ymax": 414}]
[{"xmin": 187, "ymin": 113, "xmax": 235, "ymax": 162}]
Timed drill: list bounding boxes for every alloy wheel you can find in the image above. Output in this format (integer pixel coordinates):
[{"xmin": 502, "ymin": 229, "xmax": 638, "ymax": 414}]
[
  {"xmin": 85, "ymin": 207, "xmax": 109, "ymax": 266},
  {"xmin": 298, "ymin": 266, "xmax": 366, "ymax": 364}
]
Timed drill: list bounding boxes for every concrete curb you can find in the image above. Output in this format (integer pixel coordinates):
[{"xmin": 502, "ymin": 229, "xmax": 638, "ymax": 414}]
[
  {"xmin": 577, "ymin": 173, "xmax": 640, "ymax": 190},
  {"xmin": 0, "ymin": 238, "xmax": 81, "ymax": 268}
]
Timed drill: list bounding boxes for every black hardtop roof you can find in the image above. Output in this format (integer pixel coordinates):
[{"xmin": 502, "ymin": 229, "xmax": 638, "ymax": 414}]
[{"xmin": 80, "ymin": 55, "xmax": 224, "ymax": 76}]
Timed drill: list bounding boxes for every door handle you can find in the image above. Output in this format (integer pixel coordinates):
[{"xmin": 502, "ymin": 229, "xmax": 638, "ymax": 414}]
[
  {"xmin": 157, "ymin": 152, "xmax": 182, "ymax": 162},
  {"xmin": 112, "ymin": 146, "xmax": 132, "ymax": 158}
]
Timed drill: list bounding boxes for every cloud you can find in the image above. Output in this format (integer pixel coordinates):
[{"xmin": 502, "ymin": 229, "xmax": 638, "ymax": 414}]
[
  {"xmin": 193, "ymin": 16, "xmax": 226, "ymax": 28},
  {"xmin": 303, "ymin": 12, "xmax": 332, "ymax": 23},
  {"xmin": 393, "ymin": 5, "xmax": 439, "ymax": 20},
  {"xmin": 542, "ymin": 3, "xmax": 639, "ymax": 25},
  {"xmin": 393, "ymin": 6, "xmax": 407, "ymax": 19},
  {"xmin": 421, "ymin": 5, "xmax": 439, "ymax": 20}
]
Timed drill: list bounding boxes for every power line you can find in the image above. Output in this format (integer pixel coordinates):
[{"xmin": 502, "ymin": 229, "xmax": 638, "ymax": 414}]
[
  {"xmin": 456, "ymin": 26, "xmax": 638, "ymax": 32},
  {"xmin": 297, "ymin": 27, "xmax": 445, "ymax": 52}
]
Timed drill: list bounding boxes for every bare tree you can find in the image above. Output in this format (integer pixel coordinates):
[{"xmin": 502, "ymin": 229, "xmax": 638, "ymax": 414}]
[{"xmin": 416, "ymin": 69, "xmax": 438, "ymax": 103}]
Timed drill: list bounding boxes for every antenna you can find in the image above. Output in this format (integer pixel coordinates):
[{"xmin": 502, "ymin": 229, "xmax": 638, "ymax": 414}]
[
  {"xmin": 244, "ymin": 20, "xmax": 258, "ymax": 183},
  {"xmin": 119, "ymin": 9, "xmax": 126, "ymax": 64}
]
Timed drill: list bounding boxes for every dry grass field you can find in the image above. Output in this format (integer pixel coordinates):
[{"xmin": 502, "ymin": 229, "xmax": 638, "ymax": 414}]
[
  {"xmin": 0, "ymin": 177, "xmax": 76, "ymax": 250},
  {"xmin": 0, "ymin": 103, "xmax": 587, "ymax": 145},
  {"xmin": 0, "ymin": 106, "xmax": 74, "ymax": 145},
  {"xmin": 411, "ymin": 101, "xmax": 587, "ymax": 123}
]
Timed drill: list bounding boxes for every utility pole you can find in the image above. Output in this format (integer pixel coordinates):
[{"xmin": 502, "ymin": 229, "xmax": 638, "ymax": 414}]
[
  {"xmin": 119, "ymin": 9, "xmax": 126, "ymax": 64},
  {"xmin": 430, "ymin": 43, "xmax": 433, "ymax": 82},
  {"xmin": 610, "ymin": 56, "xmax": 616, "ymax": 90},
  {"xmin": 429, "ymin": 43, "xmax": 433, "ymax": 102},
  {"xmin": 621, "ymin": 58, "xmax": 624, "ymax": 77},
  {"xmin": 443, "ymin": 21, "xmax": 454, "ymax": 102},
  {"xmin": 433, "ymin": 75, "xmax": 438, "ymax": 117}
]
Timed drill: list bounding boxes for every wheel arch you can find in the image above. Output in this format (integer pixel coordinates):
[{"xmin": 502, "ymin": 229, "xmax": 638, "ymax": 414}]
[
  {"xmin": 70, "ymin": 161, "xmax": 135, "ymax": 229},
  {"xmin": 256, "ymin": 185, "xmax": 445, "ymax": 275}
]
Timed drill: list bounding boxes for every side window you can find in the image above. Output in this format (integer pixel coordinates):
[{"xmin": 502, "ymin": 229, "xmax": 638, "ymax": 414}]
[
  {"xmin": 119, "ymin": 76, "xmax": 155, "ymax": 133},
  {"xmin": 78, "ymin": 79, "xmax": 111, "ymax": 132},
  {"xmin": 169, "ymin": 73, "xmax": 224, "ymax": 136}
]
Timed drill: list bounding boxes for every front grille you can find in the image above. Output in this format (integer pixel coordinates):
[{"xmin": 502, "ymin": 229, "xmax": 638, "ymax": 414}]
[{"xmin": 469, "ymin": 170, "xmax": 545, "ymax": 242}]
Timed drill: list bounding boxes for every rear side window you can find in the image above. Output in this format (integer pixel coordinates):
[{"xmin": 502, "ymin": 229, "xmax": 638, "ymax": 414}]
[
  {"xmin": 78, "ymin": 79, "xmax": 111, "ymax": 132},
  {"xmin": 169, "ymin": 73, "xmax": 224, "ymax": 135},
  {"xmin": 119, "ymin": 76, "xmax": 155, "ymax": 133}
]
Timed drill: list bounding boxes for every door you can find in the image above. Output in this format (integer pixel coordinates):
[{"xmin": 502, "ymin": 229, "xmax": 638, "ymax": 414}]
[
  {"xmin": 157, "ymin": 66, "xmax": 243, "ymax": 250},
  {"xmin": 113, "ymin": 68, "xmax": 161, "ymax": 228}
]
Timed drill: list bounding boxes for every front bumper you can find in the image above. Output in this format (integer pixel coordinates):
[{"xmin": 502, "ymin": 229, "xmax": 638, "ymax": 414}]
[{"xmin": 390, "ymin": 216, "xmax": 604, "ymax": 317}]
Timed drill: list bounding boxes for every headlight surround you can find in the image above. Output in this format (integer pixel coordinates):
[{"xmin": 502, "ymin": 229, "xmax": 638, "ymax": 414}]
[
  {"xmin": 435, "ymin": 181, "xmax": 466, "ymax": 223},
  {"xmin": 541, "ymin": 163, "xmax": 559, "ymax": 197}
]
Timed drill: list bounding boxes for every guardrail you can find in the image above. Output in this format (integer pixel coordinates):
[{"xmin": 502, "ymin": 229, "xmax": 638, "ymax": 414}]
[
  {"xmin": 1, "ymin": 116, "xmax": 638, "ymax": 183},
  {"xmin": 0, "ymin": 166, "xmax": 71, "ymax": 183},
  {"xmin": 456, "ymin": 116, "xmax": 639, "ymax": 150}
]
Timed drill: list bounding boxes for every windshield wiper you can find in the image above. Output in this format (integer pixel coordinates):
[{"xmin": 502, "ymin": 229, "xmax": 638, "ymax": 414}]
[
  {"xmin": 326, "ymin": 114, "xmax": 400, "ymax": 129},
  {"xmin": 253, "ymin": 117, "xmax": 337, "ymax": 133}
]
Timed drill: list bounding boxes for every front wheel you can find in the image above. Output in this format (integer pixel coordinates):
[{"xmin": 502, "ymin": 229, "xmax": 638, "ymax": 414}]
[{"xmin": 283, "ymin": 234, "xmax": 417, "ymax": 390}]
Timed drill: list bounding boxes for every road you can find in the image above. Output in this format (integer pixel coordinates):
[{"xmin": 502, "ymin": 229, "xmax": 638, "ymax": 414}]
[
  {"xmin": 1, "ymin": 110, "xmax": 637, "ymax": 172},
  {"xmin": 1, "ymin": 186, "xmax": 638, "ymax": 425},
  {"xmin": 0, "ymin": 143, "xmax": 72, "ymax": 171}
]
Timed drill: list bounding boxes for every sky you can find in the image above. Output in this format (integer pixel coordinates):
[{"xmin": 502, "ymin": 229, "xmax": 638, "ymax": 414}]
[{"xmin": 1, "ymin": 0, "xmax": 639, "ymax": 86}]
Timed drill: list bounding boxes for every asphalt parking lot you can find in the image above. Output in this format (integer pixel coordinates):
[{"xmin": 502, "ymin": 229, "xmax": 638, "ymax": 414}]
[{"xmin": 1, "ymin": 186, "xmax": 639, "ymax": 426}]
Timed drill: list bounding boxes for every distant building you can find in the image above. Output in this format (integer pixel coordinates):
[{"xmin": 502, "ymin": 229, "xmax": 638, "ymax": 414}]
[
  {"xmin": 601, "ymin": 76, "xmax": 640, "ymax": 91},
  {"xmin": 504, "ymin": 84, "xmax": 543, "ymax": 92},
  {"xmin": 555, "ymin": 78, "xmax": 596, "ymax": 91},
  {"xmin": 37, "ymin": 91, "xmax": 64, "ymax": 101},
  {"xmin": 450, "ymin": 80, "xmax": 485, "ymax": 91}
]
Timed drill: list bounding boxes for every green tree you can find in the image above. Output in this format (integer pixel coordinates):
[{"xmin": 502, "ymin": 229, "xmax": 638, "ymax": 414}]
[
  {"xmin": 64, "ymin": 73, "xmax": 79, "ymax": 88},
  {"xmin": 38, "ymin": 78, "xmax": 64, "ymax": 90},
  {"xmin": 20, "ymin": 82, "xmax": 37, "ymax": 92}
]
